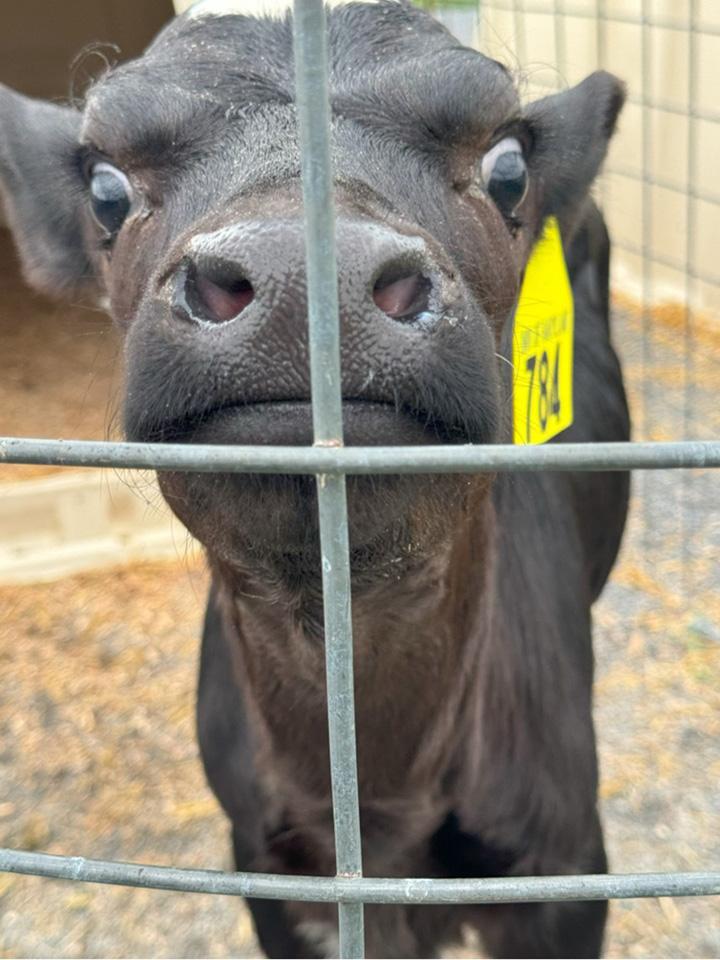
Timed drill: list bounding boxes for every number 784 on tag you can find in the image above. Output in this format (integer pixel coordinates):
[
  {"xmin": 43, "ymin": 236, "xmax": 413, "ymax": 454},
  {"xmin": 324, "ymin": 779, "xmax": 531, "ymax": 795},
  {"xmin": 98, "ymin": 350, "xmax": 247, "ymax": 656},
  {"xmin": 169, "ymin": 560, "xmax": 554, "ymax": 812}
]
[{"xmin": 512, "ymin": 216, "xmax": 575, "ymax": 445}]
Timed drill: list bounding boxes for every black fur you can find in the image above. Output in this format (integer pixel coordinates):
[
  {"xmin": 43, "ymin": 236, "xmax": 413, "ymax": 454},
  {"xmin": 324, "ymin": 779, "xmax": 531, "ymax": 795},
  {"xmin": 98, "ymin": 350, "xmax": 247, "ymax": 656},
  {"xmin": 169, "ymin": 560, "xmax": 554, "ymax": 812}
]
[{"xmin": 0, "ymin": 4, "xmax": 629, "ymax": 956}]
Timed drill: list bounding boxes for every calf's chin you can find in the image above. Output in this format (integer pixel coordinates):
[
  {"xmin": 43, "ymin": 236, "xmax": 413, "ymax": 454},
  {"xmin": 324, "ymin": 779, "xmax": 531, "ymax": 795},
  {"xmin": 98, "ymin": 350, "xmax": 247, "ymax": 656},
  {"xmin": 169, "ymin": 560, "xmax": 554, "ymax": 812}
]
[
  {"xmin": 159, "ymin": 467, "xmax": 478, "ymax": 582},
  {"xmin": 143, "ymin": 395, "xmax": 494, "ymax": 581}
]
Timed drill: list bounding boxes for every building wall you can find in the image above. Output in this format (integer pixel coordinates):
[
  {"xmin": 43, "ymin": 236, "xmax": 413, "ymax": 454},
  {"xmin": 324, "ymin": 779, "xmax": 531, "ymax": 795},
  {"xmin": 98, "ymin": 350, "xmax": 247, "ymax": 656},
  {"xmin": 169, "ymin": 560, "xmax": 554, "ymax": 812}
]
[{"xmin": 0, "ymin": 0, "xmax": 174, "ymax": 100}]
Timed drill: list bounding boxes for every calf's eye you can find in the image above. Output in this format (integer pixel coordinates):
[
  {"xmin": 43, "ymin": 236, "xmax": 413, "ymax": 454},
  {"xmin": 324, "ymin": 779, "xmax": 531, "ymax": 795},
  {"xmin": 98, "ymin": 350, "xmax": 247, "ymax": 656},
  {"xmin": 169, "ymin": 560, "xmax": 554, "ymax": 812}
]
[
  {"xmin": 89, "ymin": 162, "xmax": 133, "ymax": 237},
  {"xmin": 480, "ymin": 137, "xmax": 528, "ymax": 216}
]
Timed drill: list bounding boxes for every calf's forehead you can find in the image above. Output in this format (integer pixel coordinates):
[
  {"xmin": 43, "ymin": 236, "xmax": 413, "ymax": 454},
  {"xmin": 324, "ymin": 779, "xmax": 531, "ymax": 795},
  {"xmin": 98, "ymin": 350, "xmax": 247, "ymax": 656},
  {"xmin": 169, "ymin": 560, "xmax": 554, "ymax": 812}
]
[{"xmin": 82, "ymin": 1, "xmax": 518, "ymax": 162}]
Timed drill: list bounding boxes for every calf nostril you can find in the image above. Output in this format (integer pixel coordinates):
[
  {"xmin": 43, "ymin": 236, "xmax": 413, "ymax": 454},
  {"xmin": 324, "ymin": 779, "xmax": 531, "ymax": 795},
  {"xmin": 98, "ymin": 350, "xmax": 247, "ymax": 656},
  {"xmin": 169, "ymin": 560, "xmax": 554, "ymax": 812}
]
[
  {"xmin": 372, "ymin": 266, "xmax": 431, "ymax": 321},
  {"xmin": 185, "ymin": 259, "xmax": 255, "ymax": 324}
]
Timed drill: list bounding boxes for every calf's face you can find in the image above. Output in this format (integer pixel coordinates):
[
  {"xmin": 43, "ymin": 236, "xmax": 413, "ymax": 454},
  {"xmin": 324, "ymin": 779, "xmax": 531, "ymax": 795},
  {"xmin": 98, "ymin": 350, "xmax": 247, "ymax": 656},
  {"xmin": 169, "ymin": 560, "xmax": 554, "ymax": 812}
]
[{"xmin": 0, "ymin": 1, "xmax": 624, "ymax": 579}]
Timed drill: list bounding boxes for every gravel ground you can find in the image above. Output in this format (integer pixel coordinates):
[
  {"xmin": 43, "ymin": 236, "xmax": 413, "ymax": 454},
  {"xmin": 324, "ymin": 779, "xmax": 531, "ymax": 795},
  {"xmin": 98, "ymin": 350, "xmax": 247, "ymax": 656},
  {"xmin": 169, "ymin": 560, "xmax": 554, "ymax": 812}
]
[{"xmin": 0, "ymin": 277, "xmax": 718, "ymax": 957}]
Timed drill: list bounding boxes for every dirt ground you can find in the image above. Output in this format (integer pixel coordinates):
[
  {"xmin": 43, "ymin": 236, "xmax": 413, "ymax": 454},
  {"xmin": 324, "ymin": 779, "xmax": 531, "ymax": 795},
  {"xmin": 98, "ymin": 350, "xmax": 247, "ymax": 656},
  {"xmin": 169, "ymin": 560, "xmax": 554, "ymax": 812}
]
[{"xmin": 0, "ymin": 229, "xmax": 719, "ymax": 958}]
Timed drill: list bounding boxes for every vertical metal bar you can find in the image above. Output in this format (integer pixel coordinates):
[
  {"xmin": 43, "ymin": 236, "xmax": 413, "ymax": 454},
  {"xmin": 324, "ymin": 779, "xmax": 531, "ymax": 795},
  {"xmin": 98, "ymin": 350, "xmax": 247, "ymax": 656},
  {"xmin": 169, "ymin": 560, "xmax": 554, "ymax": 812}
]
[
  {"xmin": 596, "ymin": 0, "xmax": 606, "ymax": 68},
  {"xmin": 682, "ymin": 0, "xmax": 700, "ymax": 592},
  {"xmin": 640, "ymin": 0, "xmax": 654, "ymax": 557},
  {"xmin": 292, "ymin": 0, "xmax": 365, "ymax": 956},
  {"xmin": 513, "ymin": 0, "xmax": 527, "ymax": 68},
  {"xmin": 683, "ymin": 5, "xmax": 700, "ymax": 414},
  {"xmin": 553, "ymin": 0, "xmax": 566, "ymax": 84},
  {"xmin": 596, "ymin": 0, "xmax": 608, "ymax": 206}
]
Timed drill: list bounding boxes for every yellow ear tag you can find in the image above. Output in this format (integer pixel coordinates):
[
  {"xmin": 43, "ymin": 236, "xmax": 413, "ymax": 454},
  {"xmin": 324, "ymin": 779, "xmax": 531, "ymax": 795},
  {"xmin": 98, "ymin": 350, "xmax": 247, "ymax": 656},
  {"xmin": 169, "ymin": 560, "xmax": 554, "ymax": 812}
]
[{"xmin": 512, "ymin": 216, "xmax": 574, "ymax": 444}]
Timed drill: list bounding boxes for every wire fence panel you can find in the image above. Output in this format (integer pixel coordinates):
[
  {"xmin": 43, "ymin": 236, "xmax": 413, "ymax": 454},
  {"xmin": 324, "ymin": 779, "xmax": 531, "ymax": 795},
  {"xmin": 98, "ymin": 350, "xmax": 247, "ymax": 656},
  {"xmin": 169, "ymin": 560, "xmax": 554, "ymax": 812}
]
[{"xmin": 0, "ymin": 2, "xmax": 719, "ymax": 959}]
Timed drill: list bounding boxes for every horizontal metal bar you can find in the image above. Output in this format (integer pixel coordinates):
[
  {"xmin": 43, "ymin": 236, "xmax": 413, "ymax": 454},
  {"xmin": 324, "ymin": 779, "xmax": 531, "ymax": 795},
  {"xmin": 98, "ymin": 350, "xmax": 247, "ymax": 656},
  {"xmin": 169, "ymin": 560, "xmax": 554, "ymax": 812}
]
[
  {"xmin": 612, "ymin": 239, "xmax": 720, "ymax": 286},
  {"xmin": 482, "ymin": 0, "xmax": 720, "ymax": 37},
  {"xmin": 1, "ymin": 849, "xmax": 718, "ymax": 904},
  {"xmin": 527, "ymin": 74, "xmax": 720, "ymax": 126},
  {"xmin": 1, "ymin": 438, "xmax": 719, "ymax": 474},
  {"xmin": 613, "ymin": 94, "xmax": 720, "ymax": 125},
  {"xmin": 605, "ymin": 164, "xmax": 720, "ymax": 208}
]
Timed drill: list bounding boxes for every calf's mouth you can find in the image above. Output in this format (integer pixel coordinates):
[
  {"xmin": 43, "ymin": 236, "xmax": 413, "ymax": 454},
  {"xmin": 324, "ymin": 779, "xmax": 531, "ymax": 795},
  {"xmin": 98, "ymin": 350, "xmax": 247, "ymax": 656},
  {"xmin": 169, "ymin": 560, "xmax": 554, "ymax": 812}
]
[
  {"xmin": 167, "ymin": 398, "xmax": 464, "ymax": 448},
  {"xmin": 153, "ymin": 397, "xmax": 477, "ymax": 577}
]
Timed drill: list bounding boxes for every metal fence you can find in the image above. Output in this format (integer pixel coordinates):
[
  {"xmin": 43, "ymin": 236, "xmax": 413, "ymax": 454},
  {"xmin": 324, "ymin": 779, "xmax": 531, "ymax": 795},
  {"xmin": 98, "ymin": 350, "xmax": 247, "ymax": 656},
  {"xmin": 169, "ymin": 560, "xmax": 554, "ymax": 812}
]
[{"xmin": 1, "ymin": 1, "xmax": 720, "ymax": 958}]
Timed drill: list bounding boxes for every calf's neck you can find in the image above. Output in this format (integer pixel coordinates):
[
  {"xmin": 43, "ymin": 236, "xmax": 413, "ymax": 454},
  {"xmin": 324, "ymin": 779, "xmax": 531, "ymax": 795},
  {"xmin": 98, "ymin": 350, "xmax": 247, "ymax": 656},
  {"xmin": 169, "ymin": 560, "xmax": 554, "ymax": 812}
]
[{"xmin": 0, "ymin": 2, "xmax": 630, "ymax": 956}]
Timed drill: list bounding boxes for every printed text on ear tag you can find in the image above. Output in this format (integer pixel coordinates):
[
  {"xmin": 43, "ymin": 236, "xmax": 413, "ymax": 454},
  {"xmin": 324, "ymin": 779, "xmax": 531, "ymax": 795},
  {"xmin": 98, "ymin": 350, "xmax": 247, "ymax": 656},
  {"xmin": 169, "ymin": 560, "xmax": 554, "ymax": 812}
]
[{"xmin": 512, "ymin": 216, "xmax": 574, "ymax": 445}]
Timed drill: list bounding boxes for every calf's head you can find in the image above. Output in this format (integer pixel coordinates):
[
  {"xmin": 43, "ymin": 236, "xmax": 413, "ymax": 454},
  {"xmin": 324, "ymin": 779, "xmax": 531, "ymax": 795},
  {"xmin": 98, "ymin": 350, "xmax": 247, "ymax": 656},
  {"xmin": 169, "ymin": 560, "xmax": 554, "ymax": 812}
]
[{"xmin": 0, "ymin": 1, "xmax": 623, "ymax": 583}]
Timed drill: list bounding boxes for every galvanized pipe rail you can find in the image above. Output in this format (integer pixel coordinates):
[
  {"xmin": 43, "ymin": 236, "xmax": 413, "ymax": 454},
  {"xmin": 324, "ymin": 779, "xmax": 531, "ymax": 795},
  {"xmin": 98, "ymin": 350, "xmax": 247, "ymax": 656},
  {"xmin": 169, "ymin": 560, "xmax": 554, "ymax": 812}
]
[
  {"xmin": 1, "ymin": 848, "xmax": 719, "ymax": 904},
  {"xmin": 2, "ymin": 437, "xmax": 720, "ymax": 473}
]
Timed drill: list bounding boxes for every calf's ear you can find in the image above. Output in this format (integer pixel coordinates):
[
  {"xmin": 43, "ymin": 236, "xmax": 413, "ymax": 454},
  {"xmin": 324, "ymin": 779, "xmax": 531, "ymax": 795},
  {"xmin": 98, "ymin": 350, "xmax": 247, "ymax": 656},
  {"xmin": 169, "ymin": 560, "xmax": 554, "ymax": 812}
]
[
  {"xmin": 0, "ymin": 84, "xmax": 93, "ymax": 297},
  {"xmin": 525, "ymin": 70, "xmax": 625, "ymax": 234}
]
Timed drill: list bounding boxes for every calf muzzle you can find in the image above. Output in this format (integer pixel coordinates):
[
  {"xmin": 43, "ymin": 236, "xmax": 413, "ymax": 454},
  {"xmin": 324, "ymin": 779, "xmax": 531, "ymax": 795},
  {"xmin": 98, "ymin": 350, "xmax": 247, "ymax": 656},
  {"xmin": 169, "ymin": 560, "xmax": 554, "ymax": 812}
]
[{"xmin": 171, "ymin": 217, "xmax": 445, "ymax": 332}]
